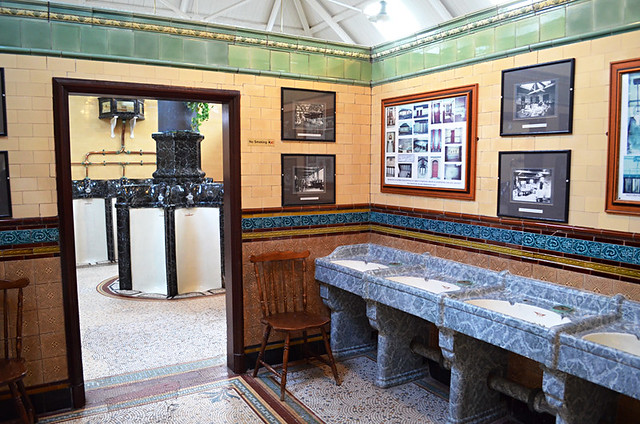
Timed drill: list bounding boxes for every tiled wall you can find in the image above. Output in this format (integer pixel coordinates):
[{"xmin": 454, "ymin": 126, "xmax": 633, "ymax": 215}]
[{"xmin": 371, "ymin": 29, "xmax": 640, "ymax": 232}]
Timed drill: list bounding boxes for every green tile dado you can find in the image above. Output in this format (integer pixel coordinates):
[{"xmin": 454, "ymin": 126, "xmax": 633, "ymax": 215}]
[
  {"xmin": 409, "ymin": 49, "xmax": 424, "ymax": 74},
  {"xmin": 360, "ymin": 61, "xmax": 372, "ymax": 82},
  {"xmin": 21, "ymin": 19, "xmax": 50, "ymax": 50},
  {"xmin": 250, "ymin": 47, "xmax": 270, "ymax": 71},
  {"xmin": 206, "ymin": 40, "xmax": 229, "ymax": 66},
  {"xmin": 424, "ymin": 44, "xmax": 441, "ymax": 68},
  {"xmin": 344, "ymin": 59, "xmax": 361, "ymax": 80},
  {"xmin": 270, "ymin": 50, "xmax": 290, "ymax": 73},
  {"xmin": 134, "ymin": 31, "xmax": 159, "ymax": 61},
  {"xmin": 439, "ymin": 39, "xmax": 457, "ymax": 66},
  {"xmin": 183, "ymin": 38, "xmax": 207, "ymax": 65},
  {"xmin": 624, "ymin": 0, "xmax": 640, "ymax": 24},
  {"xmin": 372, "ymin": 61, "xmax": 384, "ymax": 82},
  {"xmin": 456, "ymin": 36, "xmax": 474, "ymax": 62},
  {"xmin": 494, "ymin": 21, "xmax": 516, "ymax": 52},
  {"xmin": 159, "ymin": 35, "xmax": 184, "ymax": 63},
  {"xmin": 474, "ymin": 28, "xmax": 494, "ymax": 57},
  {"xmin": 515, "ymin": 16, "xmax": 540, "ymax": 47},
  {"xmin": 383, "ymin": 57, "xmax": 396, "ymax": 79},
  {"xmin": 308, "ymin": 55, "xmax": 327, "ymax": 77},
  {"xmin": 52, "ymin": 23, "xmax": 81, "ymax": 53},
  {"xmin": 107, "ymin": 29, "xmax": 134, "ymax": 57},
  {"xmin": 566, "ymin": 1, "xmax": 593, "ymax": 37},
  {"xmin": 228, "ymin": 45, "xmax": 251, "ymax": 69},
  {"xmin": 395, "ymin": 53, "xmax": 411, "ymax": 77},
  {"xmin": 0, "ymin": 16, "xmax": 20, "ymax": 47},
  {"xmin": 80, "ymin": 26, "xmax": 108, "ymax": 55},
  {"xmin": 290, "ymin": 52, "xmax": 309, "ymax": 75},
  {"xmin": 539, "ymin": 8, "xmax": 566, "ymax": 42},
  {"xmin": 594, "ymin": 0, "xmax": 623, "ymax": 30}
]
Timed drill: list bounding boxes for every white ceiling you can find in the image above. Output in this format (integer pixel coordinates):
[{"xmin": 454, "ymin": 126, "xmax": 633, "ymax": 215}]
[{"xmin": 46, "ymin": 0, "xmax": 509, "ymax": 47}]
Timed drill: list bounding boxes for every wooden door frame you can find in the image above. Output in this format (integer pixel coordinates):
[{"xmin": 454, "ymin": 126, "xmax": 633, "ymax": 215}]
[{"xmin": 52, "ymin": 78, "xmax": 244, "ymax": 408}]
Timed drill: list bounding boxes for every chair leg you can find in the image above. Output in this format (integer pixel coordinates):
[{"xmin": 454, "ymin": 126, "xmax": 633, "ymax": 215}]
[
  {"xmin": 302, "ymin": 330, "xmax": 308, "ymax": 361},
  {"xmin": 280, "ymin": 332, "xmax": 291, "ymax": 401},
  {"xmin": 9, "ymin": 382, "xmax": 30, "ymax": 424},
  {"xmin": 252, "ymin": 325, "xmax": 271, "ymax": 378},
  {"xmin": 320, "ymin": 326, "xmax": 340, "ymax": 386},
  {"xmin": 17, "ymin": 380, "xmax": 36, "ymax": 423}
]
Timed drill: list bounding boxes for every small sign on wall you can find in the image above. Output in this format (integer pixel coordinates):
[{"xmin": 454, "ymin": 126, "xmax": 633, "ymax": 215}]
[{"xmin": 248, "ymin": 139, "xmax": 275, "ymax": 146}]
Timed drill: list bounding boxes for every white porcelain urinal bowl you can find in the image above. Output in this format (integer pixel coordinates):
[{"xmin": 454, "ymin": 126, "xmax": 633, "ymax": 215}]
[
  {"xmin": 583, "ymin": 332, "xmax": 640, "ymax": 356},
  {"xmin": 388, "ymin": 276, "xmax": 461, "ymax": 294},
  {"xmin": 466, "ymin": 299, "xmax": 571, "ymax": 328},
  {"xmin": 331, "ymin": 260, "xmax": 388, "ymax": 271}
]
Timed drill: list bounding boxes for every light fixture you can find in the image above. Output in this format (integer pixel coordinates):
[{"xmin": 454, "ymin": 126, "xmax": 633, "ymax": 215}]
[{"xmin": 368, "ymin": 0, "xmax": 389, "ymax": 23}]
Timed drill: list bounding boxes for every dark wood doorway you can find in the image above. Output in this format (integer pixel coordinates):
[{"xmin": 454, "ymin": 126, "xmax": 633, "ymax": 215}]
[{"xmin": 52, "ymin": 78, "xmax": 244, "ymax": 408}]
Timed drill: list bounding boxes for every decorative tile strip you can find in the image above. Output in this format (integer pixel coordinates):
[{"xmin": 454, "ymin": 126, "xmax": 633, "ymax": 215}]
[
  {"xmin": 0, "ymin": 245, "xmax": 60, "ymax": 258},
  {"xmin": 0, "ymin": 6, "xmax": 369, "ymax": 60},
  {"xmin": 370, "ymin": 0, "xmax": 574, "ymax": 59},
  {"xmin": 241, "ymin": 211, "xmax": 370, "ymax": 231},
  {"xmin": 242, "ymin": 224, "xmax": 370, "ymax": 240},
  {"xmin": 0, "ymin": 228, "xmax": 59, "ymax": 246}
]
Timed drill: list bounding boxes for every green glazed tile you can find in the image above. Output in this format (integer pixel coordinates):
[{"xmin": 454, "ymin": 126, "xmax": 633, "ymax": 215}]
[
  {"xmin": 383, "ymin": 57, "xmax": 396, "ymax": 79},
  {"xmin": 344, "ymin": 59, "xmax": 361, "ymax": 80},
  {"xmin": 81, "ymin": 26, "xmax": 108, "ymax": 55},
  {"xmin": 439, "ymin": 39, "xmax": 456, "ymax": 66},
  {"xmin": 515, "ymin": 16, "xmax": 539, "ymax": 47},
  {"xmin": 566, "ymin": 2, "xmax": 593, "ymax": 37},
  {"xmin": 594, "ymin": 0, "xmax": 623, "ymax": 30},
  {"xmin": 52, "ymin": 23, "xmax": 81, "ymax": 52},
  {"xmin": 0, "ymin": 16, "xmax": 21, "ymax": 47},
  {"xmin": 108, "ymin": 29, "xmax": 134, "ymax": 57},
  {"xmin": 540, "ymin": 8, "xmax": 566, "ymax": 42},
  {"xmin": 327, "ymin": 56, "xmax": 344, "ymax": 78},
  {"xmin": 624, "ymin": 0, "xmax": 640, "ymax": 24},
  {"xmin": 474, "ymin": 28, "xmax": 494, "ymax": 57},
  {"xmin": 372, "ymin": 61, "xmax": 384, "ymax": 82},
  {"xmin": 21, "ymin": 19, "xmax": 51, "ymax": 50},
  {"xmin": 228, "ymin": 45, "xmax": 251, "ymax": 69},
  {"xmin": 159, "ymin": 35, "xmax": 184, "ymax": 62},
  {"xmin": 495, "ymin": 22, "xmax": 515, "ymax": 52},
  {"xmin": 207, "ymin": 40, "xmax": 228, "ymax": 66},
  {"xmin": 309, "ymin": 55, "xmax": 326, "ymax": 77},
  {"xmin": 290, "ymin": 53, "xmax": 309, "ymax": 75},
  {"xmin": 250, "ymin": 47, "xmax": 270, "ymax": 71},
  {"xmin": 183, "ymin": 38, "xmax": 207, "ymax": 65},
  {"xmin": 409, "ymin": 49, "xmax": 425, "ymax": 74},
  {"xmin": 360, "ymin": 61, "xmax": 372, "ymax": 81},
  {"xmin": 134, "ymin": 31, "xmax": 159, "ymax": 60},
  {"xmin": 424, "ymin": 44, "xmax": 441, "ymax": 69},
  {"xmin": 456, "ymin": 36, "xmax": 474, "ymax": 61},
  {"xmin": 271, "ymin": 51, "xmax": 290, "ymax": 73},
  {"xmin": 394, "ymin": 53, "xmax": 410, "ymax": 77}
]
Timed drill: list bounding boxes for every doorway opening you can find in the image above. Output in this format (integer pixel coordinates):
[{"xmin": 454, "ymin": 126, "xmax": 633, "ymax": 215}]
[{"xmin": 53, "ymin": 78, "xmax": 244, "ymax": 408}]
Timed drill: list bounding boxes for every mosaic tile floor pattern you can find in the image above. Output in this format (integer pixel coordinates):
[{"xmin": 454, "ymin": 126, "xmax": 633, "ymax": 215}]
[{"xmin": 76, "ymin": 264, "xmax": 227, "ymax": 380}]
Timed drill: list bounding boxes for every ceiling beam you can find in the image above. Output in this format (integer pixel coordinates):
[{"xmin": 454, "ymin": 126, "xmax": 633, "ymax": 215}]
[
  {"xmin": 305, "ymin": 0, "xmax": 354, "ymax": 43},
  {"xmin": 292, "ymin": 0, "xmax": 311, "ymax": 36},
  {"xmin": 156, "ymin": 0, "xmax": 191, "ymax": 19},
  {"xmin": 179, "ymin": 0, "xmax": 192, "ymax": 13},
  {"xmin": 428, "ymin": 0, "xmax": 453, "ymax": 20},
  {"xmin": 266, "ymin": 0, "xmax": 282, "ymax": 32},
  {"xmin": 308, "ymin": 0, "xmax": 369, "ymax": 35},
  {"xmin": 204, "ymin": 0, "xmax": 253, "ymax": 21}
]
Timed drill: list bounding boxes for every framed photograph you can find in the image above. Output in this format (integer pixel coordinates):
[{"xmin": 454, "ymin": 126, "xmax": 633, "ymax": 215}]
[
  {"xmin": 497, "ymin": 150, "xmax": 571, "ymax": 223},
  {"xmin": 281, "ymin": 154, "xmax": 335, "ymax": 206},
  {"xmin": 381, "ymin": 84, "xmax": 478, "ymax": 200},
  {"xmin": 500, "ymin": 59, "xmax": 575, "ymax": 136},
  {"xmin": 0, "ymin": 151, "xmax": 12, "ymax": 217},
  {"xmin": 281, "ymin": 88, "xmax": 335, "ymax": 141},
  {"xmin": 0, "ymin": 68, "xmax": 7, "ymax": 136},
  {"xmin": 606, "ymin": 58, "xmax": 640, "ymax": 215}
]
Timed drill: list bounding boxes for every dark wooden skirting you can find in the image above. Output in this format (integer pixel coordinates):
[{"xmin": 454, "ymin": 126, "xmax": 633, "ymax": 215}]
[
  {"xmin": 52, "ymin": 78, "xmax": 244, "ymax": 411},
  {"xmin": 0, "ymin": 383, "xmax": 72, "ymax": 421}
]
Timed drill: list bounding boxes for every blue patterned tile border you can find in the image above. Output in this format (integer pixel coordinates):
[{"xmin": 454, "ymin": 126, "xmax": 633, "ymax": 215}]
[
  {"xmin": 241, "ymin": 211, "xmax": 370, "ymax": 231},
  {"xmin": 0, "ymin": 228, "xmax": 59, "ymax": 246}
]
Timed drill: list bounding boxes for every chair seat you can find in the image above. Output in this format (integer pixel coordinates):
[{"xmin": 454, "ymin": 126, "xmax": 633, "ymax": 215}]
[
  {"xmin": 262, "ymin": 311, "xmax": 330, "ymax": 331},
  {"xmin": 0, "ymin": 358, "xmax": 28, "ymax": 384}
]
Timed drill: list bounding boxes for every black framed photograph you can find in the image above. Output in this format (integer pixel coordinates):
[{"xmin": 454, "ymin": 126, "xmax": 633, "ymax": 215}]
[
  {"xmin": 281, "ymin": 154, "xmax": 335, "ymax": 206},
  {"xmin": 281, "ymin": 88, "xmax": 335, "ymax": 141},
  {"xmin": 500, "ymin": 59, "xmax": 575, "ymax": 136},
  {"xmin": 0, "ymin": 151, "xmax": 12, "ymax": 217},
  {"xmin": 0, "ymin": 68, "xmax": 7, "ymax": 136},
  {"xmin": 497, "ymin": 150, "xmax": 571, "ymax": 222}
]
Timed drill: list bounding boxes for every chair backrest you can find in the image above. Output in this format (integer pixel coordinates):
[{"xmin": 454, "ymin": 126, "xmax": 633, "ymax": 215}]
[
  {"xmin": 1, "ymin": 278, "xmax": 29, "ymax": 361},
  {"xmin": 249, "ymin": 250, "xmax": 310, "ymax": 318}
]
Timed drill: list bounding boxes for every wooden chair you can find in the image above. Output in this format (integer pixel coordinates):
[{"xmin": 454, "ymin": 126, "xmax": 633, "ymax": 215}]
[
  {"xmin": 1, "ymin": 278, "xmax": 35, "ymax": 423},
  {"xmin": 250, "ymin": 250, "xmax": 340, "ymax": 400}
]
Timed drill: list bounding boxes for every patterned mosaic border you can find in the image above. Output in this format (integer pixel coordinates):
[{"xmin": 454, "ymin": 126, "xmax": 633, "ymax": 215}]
[
  {"xmin": 0, "ymin": 228, "xmax": 58, "ymax": 246},
  {"xmin": 241, "ymin": 208, "xmax": 640, "ymax": 280}
]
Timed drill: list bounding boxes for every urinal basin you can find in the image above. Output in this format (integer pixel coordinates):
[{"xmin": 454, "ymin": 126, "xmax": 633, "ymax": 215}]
[
  {"xmin": 582, "ymin": 332, "xmax": 640, "ymax": 356},
  {"xmin": 387, "ymin": 276, "xmax": 461, "ymax": 294},
  {"xmin": 466, "ymin": 299, "xmax": 571, "ymax": 328},
  {"xmin": 331, "ymin": 259, "xmax": 389, "ymax": 271}
]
